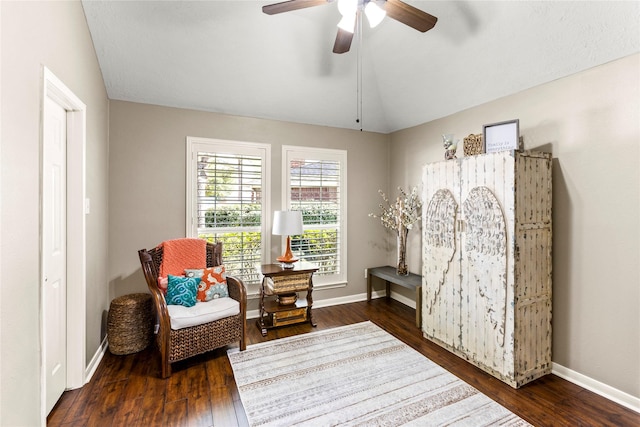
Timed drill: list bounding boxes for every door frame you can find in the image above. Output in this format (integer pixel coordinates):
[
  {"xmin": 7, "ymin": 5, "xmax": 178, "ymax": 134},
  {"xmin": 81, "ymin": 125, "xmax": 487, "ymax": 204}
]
[{"xmin": 40, "ymin": 67, "xmax": 86, "ymax": 420}]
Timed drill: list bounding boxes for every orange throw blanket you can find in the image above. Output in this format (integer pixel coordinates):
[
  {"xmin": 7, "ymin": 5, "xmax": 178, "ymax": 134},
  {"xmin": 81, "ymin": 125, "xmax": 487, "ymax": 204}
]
[{"xmin": 159, "ymin": 238, "xmax": 207, "ymax": 277}]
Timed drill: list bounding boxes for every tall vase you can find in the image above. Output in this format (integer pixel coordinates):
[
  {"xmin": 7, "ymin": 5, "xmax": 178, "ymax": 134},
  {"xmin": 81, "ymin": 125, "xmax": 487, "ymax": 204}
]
[{"xmin": 396, "ymin": 226, "xmax": 409, "ymax": 276}]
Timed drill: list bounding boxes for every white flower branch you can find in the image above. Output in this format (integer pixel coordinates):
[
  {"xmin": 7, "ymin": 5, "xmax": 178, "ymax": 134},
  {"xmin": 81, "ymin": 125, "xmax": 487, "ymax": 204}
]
[{"xmin": 369, "ymin": 186, "xmax": 422, "ymax": 234}]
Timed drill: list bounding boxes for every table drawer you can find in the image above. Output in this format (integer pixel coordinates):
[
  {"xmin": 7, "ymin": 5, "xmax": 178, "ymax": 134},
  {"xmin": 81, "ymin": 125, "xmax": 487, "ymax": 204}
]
[{"xmin": 272, "ymin": 308, "xmax": 307, "ymax": 327}]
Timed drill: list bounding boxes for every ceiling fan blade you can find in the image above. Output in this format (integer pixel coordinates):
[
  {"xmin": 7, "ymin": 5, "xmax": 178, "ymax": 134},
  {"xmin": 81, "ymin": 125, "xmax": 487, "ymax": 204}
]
[
  {"xmin": 333, "ymin": 28, "xmax": 354, "ymax": 54},
  {"xmin": 262, "ymin": 0, "xmax": 329, "ymax": 15},
  {"xmin": 383, "ymin": 0, "xmax": 438, "ymax": 32}
]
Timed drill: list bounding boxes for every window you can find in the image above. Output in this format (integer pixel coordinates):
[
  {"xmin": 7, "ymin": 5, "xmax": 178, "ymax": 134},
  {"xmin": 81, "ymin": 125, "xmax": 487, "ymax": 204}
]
[
  {"xmin": 186, "ymin": 137, "xmax": 270, "ymax": 286},
  {"xmin": 282, "ymin": 146, "xmax": 347, "ymax": 286}
]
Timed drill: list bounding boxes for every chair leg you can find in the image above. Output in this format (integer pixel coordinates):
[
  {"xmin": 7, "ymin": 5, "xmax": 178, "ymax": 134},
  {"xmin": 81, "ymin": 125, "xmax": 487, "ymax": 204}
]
[
  {"xmin": 240, "ymin": 314, "xmax": 246, "ymax": 351},
  {"xmin": 161, "ymin": 356, "xmax": 171, "ymax": 378},
  {"xmin": 158, "ymin": 330, "xmax": 171, "ymax": 378},
  {"xmin": 162, "ymin": 362, "xmax": 171, "ymax": 379}
]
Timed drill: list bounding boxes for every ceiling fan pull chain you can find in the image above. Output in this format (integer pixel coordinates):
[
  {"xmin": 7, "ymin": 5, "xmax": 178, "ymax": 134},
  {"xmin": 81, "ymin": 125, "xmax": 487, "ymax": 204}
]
[{"xmin": 357, "ymin": 10, "xmax": 363, "ymax": 131}]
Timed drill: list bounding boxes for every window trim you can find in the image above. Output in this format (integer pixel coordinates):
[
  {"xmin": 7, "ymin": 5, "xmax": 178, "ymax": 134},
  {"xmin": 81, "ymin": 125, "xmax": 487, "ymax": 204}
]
[
  {"xmin": 281, "ymin": 145, "xmax": 347, "ymax": 287},
  {"xmin": 186, "ymin": 136, "xmax": 271, "ymax": 282}
]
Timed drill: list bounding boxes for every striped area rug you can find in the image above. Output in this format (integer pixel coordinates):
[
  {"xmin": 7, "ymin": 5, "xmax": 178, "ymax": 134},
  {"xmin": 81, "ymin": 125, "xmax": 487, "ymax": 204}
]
[{"xmin": 227, "ymin": 321, "xmax": 531, "ymax": 426}]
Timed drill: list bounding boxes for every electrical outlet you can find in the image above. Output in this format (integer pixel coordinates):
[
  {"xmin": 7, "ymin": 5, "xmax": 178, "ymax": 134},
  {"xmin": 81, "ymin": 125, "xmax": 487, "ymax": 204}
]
[{"xmin": 364, "ymin": 268, "xmax": 368, "ymax": 279}]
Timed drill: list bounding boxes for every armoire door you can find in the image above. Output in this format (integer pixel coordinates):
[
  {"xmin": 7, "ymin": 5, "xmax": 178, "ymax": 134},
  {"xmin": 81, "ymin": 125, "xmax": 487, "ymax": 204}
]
[
  {"xmin": 421, "ymin": 159, "xmax": 461, "ymax": 351},
  {"xmin": 457, "ymin": 153, "xmax": 514, "ymax": 374}
]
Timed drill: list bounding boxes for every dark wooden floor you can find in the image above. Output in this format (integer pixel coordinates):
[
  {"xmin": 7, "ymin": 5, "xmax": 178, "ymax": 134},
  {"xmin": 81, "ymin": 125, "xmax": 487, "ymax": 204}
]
[{"xmin": 48, "ymin": 298, "xmax": 639, "ymax": 426}]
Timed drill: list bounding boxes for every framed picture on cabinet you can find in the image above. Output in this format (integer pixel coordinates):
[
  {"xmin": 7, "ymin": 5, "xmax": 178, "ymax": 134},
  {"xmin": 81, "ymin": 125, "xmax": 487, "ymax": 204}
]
[{"xmin": 483, "ymin": 119, "xmax": 520, "ymax": 153}]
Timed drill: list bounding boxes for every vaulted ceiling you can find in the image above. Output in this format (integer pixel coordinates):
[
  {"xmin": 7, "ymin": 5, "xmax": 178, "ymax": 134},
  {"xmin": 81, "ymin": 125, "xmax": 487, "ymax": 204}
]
[{"xmin": 82, "ymin": 1, "xmax": 639, "ymax": 133}]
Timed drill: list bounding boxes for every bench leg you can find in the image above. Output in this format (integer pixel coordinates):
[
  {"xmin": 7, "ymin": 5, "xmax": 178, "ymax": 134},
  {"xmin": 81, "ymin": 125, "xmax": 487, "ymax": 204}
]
[{"xmin": 415, "ymin": 286, "xmax": 422, "ymax": 328}]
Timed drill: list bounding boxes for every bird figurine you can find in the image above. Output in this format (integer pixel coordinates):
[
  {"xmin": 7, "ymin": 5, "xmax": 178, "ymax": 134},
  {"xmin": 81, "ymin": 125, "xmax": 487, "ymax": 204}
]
[{"xmin": 443, "ymin": 134, "xmax": 458, "ymax": 160}]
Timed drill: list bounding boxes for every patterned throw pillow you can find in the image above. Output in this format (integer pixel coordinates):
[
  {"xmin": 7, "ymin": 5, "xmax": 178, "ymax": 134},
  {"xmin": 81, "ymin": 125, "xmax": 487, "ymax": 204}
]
[
  {"xmin": 184, "ymin": 269, "xmax": 205, "ymax": 279},
  {"xmin": 166, "ymin": 275, "xmax": 199, "ymax": 307},
  {"xmin": 197, "ymin": 265, "xmax": 229, "ymax": 302}
]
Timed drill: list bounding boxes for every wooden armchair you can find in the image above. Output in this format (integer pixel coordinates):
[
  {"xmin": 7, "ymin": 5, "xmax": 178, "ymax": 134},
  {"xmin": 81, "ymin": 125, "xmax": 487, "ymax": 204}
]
[{"xmin": 138, "ymin": 241, "xmax": 246, "ymax": 378}]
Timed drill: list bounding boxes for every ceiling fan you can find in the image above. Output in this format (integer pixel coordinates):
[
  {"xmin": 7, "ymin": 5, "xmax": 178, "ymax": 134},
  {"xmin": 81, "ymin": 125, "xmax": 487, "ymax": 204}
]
[{"xmin": 262, "ymin": 0, "xmax": 438, "ymax": 54}]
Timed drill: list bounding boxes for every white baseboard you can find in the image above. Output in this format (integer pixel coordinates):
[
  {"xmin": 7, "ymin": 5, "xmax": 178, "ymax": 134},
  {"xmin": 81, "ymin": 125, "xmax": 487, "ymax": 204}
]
[
  {"xmin": 387, "ymin": 290, "xmax": 416, "ymax": 309},
  {"xmin": 83, "ymin": 336, "xmax": 108, "ymax": 386},
  {"xmin": 313, "ymin": 292, "xmax": 369, "ymax": 308},
  {"xmin": 552, "ymin": 363, "xmax": 640, "ymax": 413}
]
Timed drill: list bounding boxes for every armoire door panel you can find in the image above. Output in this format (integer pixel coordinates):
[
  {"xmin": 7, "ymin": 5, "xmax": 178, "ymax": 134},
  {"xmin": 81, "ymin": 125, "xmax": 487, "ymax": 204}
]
[
  {"xmin": 459, "ymin": 186, "xmax": 509, "ymax": 372},
  {"xmin": 421, "ymin": 164, "xmax": 460, "ymax": 349}
]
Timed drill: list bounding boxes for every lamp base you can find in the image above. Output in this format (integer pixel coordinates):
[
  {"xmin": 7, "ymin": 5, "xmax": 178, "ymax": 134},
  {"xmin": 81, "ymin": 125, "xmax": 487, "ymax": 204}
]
[
  {"xmin": 277, "ymin": 235, "xmax": 298, "ymax": 267},
  {"xmin": 277, "ymin": 256, "xmax": 298, "ymax": 269}
]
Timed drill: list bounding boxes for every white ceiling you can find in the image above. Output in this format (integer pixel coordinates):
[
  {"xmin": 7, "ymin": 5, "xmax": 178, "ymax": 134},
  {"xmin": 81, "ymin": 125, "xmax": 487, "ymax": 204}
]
[{"xmin": 82, "ymin": 1, "xmax": 639, "ymax": 134}]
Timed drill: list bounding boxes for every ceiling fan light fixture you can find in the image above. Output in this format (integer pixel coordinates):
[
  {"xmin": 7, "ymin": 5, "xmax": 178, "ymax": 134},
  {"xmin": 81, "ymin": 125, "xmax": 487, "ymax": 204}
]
[
  {"xmin": 337, "ymin": 0, "xmax": 358, "ymax": 16},
  {"xmin": 337, "ymin": 0, "xmax": 358, "ymax": 33},
  {"xmin": 337, "ymin": 13, "xmax": 357, "ymax": 33},
  {"xmin": 262, "ymin": 0, "xmax": 438, "ymax": 54},
  {"xmin": 364, "ymin": 1, "xmax": 386, "ymax": 28}
]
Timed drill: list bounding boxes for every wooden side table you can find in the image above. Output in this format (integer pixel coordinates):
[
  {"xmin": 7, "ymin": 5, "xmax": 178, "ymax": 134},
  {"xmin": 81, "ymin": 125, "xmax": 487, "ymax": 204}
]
[
  {"xmin": 367, "ymin": 266, "xmax": 422, "ymax": 328},
  {"xmin": 257, "ymin": 262, "xmax": 319, "ymax": 336}
]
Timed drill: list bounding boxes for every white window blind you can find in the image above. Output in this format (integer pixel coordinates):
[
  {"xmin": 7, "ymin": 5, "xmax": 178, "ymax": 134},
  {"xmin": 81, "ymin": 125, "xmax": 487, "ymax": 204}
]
[
  {"xmin": 187, "ymin": 137, "xmax": 270, "ymax": 286},
  {"xmin": 283, "ymin": 146, "xmax": 347, "ymax": 286}
]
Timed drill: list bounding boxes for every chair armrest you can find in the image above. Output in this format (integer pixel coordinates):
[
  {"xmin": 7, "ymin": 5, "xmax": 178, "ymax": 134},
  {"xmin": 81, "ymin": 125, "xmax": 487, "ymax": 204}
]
[
  {"xmin": 138, "ymin": 249, "xmax": 171, "ymax": 335},
  {"xmin": 227, "ymin": 275, "xmax": 246, "ymax": 303},
  {"xmin": 149, "ymin": 285, "xmax": 170, "ymax": 325},
  {"xmin": 227, "ymin": 275, "xmax": 247, "ymax": 316}
]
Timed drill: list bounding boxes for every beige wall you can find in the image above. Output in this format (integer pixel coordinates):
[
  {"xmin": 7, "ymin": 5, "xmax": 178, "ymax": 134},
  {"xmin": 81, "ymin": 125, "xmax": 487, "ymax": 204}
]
[
  {"xmin": 108, "ymin": 101, "xmax": 390, "ymax": 309},
  {"xmin": 390, "ymin": 54, "xmax": 640, "ymax": 399},
  {"xmin": 0, "ymin": 1, "xmax": 109, "ymax": 425}
]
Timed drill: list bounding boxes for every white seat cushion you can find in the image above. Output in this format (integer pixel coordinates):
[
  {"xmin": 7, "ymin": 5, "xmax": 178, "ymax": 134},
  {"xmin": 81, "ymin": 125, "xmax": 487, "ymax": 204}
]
[{"xmin": 167, "ymin": 297, "xmax": 240, "ymax": 330}]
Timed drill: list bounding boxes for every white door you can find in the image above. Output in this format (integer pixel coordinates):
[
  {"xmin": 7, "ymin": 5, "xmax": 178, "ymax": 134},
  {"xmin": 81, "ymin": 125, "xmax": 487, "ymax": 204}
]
[{"xmin": 43, "ymin": 96, "xmax": 67, "ymax": 415}]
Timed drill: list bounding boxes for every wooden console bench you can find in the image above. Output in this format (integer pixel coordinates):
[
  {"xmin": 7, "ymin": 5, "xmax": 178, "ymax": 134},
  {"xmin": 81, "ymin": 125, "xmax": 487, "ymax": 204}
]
[{"xmin": 366, "ymin": 266, "xmax": 422, "ymax": 327}]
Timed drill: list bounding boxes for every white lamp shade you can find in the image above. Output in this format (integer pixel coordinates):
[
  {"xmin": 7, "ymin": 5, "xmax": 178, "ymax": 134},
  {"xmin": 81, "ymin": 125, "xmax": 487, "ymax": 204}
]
[{"xmin": 272, "ymin": 211, "xmax": 304, "ymax": 236}]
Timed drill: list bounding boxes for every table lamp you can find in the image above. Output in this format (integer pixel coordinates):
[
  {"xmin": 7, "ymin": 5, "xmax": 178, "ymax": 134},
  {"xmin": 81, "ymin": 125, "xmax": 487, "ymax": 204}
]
[{"xmin": 272, "ymin": 210, "xmax": 303, "ymax": 268}]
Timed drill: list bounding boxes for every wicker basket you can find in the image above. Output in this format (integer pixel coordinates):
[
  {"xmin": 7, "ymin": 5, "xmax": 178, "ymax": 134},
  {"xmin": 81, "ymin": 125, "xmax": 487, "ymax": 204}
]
[
  {"xmin": 277, "ymin": 293, "xmax": 298, "ymax": 305},
  {"xmin": 463, "ymin": 134, "xmax": 484, "ymax": 156},
  {"xmin": 107, "ymin": 293, "xmax": 154, "ymax": 355},
  {"xmin": 265, "ymin": 273, "xmax": 311, "ymax": 294}
]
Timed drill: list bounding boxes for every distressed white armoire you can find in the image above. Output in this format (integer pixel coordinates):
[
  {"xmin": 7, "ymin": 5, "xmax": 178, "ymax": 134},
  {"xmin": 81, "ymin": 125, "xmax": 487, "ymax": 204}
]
[{"xmin": 421, "ymin": 150, "xmax": 552, "ymax": 388}]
